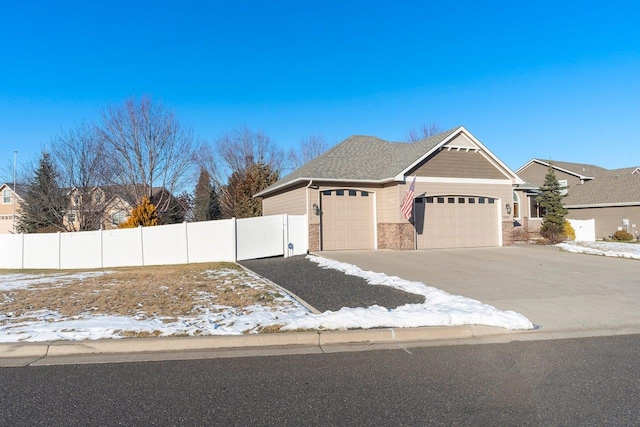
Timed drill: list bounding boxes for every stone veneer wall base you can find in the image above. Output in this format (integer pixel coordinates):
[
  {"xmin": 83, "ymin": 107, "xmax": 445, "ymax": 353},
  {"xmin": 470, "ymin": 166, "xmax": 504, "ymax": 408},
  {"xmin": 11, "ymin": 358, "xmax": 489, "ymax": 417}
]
[{"xmin": 377, "ymin": 223, "xmax": 415, "ymax": 250}]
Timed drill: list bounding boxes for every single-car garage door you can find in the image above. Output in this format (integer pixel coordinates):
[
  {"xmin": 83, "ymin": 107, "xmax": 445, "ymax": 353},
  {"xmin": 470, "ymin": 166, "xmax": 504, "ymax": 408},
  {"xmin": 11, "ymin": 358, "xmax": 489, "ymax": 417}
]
[
  {"xmin": 320, "ymin": 189, "xmax": 374, "ymax": 250},
  {"xmin": 416, "ymin": 196, "xmax": 499, "ymax": 249}
]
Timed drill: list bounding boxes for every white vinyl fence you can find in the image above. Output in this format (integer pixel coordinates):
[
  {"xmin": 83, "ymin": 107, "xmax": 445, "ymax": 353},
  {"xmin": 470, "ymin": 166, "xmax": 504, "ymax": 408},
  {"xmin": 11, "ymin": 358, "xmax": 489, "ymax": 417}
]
[
  {"xmin": 567, "ymin": 218, "xmax": 596, "ymax": 242},
  {"xmin": 0, "ymin": 214, "xmax": 308, "ymax": 270}
]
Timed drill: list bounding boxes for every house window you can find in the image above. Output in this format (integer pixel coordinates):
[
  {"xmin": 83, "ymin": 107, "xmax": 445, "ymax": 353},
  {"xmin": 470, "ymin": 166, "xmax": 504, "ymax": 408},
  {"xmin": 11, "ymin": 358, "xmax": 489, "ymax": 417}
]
[
  {"xmin": 95, "ymin": 192, "xmax": 103, "ymax": 203},
  {"xmin": 67, "ymin": 212, "xmax": 76, "ymax": 223},
  {"xmin": 558, "ymin": 179, "xmax": 568, "ymax": 196},
  {"xmin": 529, "ymin": 195, "xmax": 546, "ymax": 218},
  {"xmin": 2, "ymin": 189, "xmax": 11, "ymax": 204},
  {"xmin": 513, "ymin": 192, "xmax": 520, "ymax": 219},
  {"xmin": 73, "ymin": 194, "xmax": 80, "ymax": 205},
  {"xmin": 112, "ymin": 210, "xmax": 127, "ymax": 225}
]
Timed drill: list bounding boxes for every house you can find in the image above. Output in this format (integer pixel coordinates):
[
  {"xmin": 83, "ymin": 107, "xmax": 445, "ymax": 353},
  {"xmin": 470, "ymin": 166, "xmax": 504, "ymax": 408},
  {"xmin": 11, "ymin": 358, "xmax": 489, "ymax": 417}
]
[
  {"xmin": 515, "ymin": 159, "xmax": 640, "ymax": 240},
  {"xmin": 1, "ymin": 183, "xmax": 185, "ymax": 233},
  {"xmin": 256, "ymin": 126, "xmax": 523, "ymax": 250},
  {"xmin": 0, "ymin": 183, "xmax": 28, "ymax": 234}
]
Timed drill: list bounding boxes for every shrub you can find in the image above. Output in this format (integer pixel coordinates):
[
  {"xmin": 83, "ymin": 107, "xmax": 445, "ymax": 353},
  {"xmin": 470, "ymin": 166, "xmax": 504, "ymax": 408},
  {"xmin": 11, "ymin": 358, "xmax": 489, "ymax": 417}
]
[
  {"xmin": 540, "ymin": 222, "xmax": 565, "ymax": 244},
  {"xmin": 612, "ymin": 230, "xmax": 634, "ymax": 241},
  {"xmin": 564, "ymin": 221, "xmax": 576, "ymax": 241}
]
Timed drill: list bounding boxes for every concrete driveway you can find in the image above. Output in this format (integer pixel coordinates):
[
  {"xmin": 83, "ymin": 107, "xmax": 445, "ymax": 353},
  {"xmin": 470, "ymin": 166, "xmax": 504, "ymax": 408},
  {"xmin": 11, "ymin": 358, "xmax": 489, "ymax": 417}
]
[{"xmin": 319, "ymin": 245, "xmax": 640, "ymax": 338}]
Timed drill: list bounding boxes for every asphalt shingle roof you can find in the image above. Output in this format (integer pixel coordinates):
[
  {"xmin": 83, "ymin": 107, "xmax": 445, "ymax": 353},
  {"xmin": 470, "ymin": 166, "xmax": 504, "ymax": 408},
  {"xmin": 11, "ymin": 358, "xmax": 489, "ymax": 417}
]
[
  {"xmin": 258, "ymin": 127, "xmax": 461, "ymax": 196},
  {"xmin": 531, "ymin": 159, "xmax": 609, "ymax": 179},
  {"xmin": 564, "ymin": 168, "xmax": 640, "ymax": 206}
]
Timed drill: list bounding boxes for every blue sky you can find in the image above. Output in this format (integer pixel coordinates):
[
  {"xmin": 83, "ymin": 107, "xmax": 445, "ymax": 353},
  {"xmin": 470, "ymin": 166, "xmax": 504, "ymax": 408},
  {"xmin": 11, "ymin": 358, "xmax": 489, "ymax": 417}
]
[{"xmin": 1, "ymin": 1, "xmax": 639, "ymax": 182}]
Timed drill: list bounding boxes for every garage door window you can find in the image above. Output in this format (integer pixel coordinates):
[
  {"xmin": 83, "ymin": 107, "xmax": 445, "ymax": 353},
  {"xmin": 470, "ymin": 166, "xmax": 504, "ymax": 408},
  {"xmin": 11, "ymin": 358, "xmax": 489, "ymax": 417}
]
[{"xmin": 469, "ymin": 198, "xmax": 475, "ymax": 203}]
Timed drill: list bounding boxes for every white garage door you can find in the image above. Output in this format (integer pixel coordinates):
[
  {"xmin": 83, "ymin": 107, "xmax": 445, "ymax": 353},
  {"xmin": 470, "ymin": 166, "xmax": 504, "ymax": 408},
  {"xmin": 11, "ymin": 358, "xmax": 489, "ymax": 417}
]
[
  {"xmin": 320, "ymin": 189, "xmax": 374, "ymax": 250},
  {"xmin": 416, "ymin": 196, "xmax": 499, "ymax": 249}
]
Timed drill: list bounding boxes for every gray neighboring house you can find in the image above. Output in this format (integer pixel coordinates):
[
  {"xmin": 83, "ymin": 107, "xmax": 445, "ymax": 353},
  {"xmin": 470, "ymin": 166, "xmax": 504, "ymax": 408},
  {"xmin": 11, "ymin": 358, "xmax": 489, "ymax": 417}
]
[
  {"xmin": 515, "ymin": 159, "xmax": 640, "ymax": 239},
  {"xmin": 257, "ymin": 126, "xmax": 523, "ymax": 251}
]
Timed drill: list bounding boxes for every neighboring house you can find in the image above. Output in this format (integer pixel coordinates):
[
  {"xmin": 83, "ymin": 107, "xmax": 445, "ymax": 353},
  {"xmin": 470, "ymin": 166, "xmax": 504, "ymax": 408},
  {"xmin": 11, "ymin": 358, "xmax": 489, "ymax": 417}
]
[
  {"xmin": 515, "ymin": 159, "xmax": 640, "ymax": 239},
  {"xmin": 256, "ymin": 126, "xmax": 523, "ymax": 251},
  {"xmin": 0, "ymin": 183, "xmax": 28, "ymax": 234},
  {"xmin": 2, "ymin": 183, "xmax": 184, "ymax": 233}
]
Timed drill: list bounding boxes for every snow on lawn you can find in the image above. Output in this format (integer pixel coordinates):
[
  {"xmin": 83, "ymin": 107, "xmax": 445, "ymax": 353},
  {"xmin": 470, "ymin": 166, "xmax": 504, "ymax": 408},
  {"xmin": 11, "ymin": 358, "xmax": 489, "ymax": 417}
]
[
  {"xmin": 557, "ymin": 241, "xmax": 640, "ymax": 259},
  {"xmin": 1, "ymin": 257, "xmax": 535, "ymax": 342}
]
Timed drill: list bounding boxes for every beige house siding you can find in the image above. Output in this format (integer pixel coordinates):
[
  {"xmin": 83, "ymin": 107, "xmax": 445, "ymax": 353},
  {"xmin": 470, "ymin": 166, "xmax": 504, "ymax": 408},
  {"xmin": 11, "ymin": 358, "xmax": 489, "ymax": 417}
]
[
  {"xmin": 567, "ymin": 205, "xmax": 640, "ymax": 239},
  {"xmin": 411, "ymin": 149, "xmax": 507, "ymax": 180},
  {"xmin": 262, "ymin": 185, "xmax": 307, "ymax": 217},
  {"xmin": 518, "ymin": 162, "xmax": 584, "ymax": 188},
  {"xmin": 0, "ymin": 186, "xmax": 21, "ymax": 234},
  {"xmin": 444, "ymin": 133, "xmax": 476, "ymax": 148}
]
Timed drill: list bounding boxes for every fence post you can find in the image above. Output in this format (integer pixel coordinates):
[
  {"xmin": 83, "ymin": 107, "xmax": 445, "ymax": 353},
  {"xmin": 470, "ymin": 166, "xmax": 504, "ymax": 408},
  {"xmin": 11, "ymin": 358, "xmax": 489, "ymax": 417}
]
[
  {"xmin": 139, "ymin": 225, "xmax": 145, "ymax": 266},
  {"xmin": 100, "ymin": 228, "xmax": 104, "ymax": 269},
  {"xmin": 184, "ymin": 221, "xmax": 189, "ymax": 264},
  {"xmin": 233, "ymin": 217, "xmax": 237, "ymax": 262},
  {"xmin": 283, "ymin": 214, "xmax": 289, "ymax": 258},
  {"xmin": 21, "ymin": 233, "xmax": 25, "ymax": 269},
  {"xmin": 57, "ymin": 231, "xmax": 61, "ymax": 270}
]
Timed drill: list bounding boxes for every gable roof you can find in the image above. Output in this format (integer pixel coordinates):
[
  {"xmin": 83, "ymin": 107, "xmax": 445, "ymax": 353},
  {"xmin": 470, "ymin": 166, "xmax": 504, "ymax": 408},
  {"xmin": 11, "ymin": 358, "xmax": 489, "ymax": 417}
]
[
  {"xmin": 0, "ymin": 183, "xmax": 29, "ymax": 200},
  {"xmin": 516, "ymin": 159, "xmax": 608, "ymax": 181},
  {"xmin": 257, "ymin": 126, "xmax": 521, "ymax": 197},
  {"xmin": 564, "ymin": 167, "xmax": 640, "ymax": 207}
]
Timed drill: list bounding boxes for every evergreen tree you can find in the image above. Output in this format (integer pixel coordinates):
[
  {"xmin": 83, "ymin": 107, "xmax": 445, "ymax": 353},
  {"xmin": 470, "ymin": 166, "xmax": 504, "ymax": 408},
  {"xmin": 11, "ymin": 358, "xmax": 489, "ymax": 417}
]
[
  {"xmin": 119, "ymin": 196, "xmax": 159, "ymax": 228},
  {"xmin": 223, "ymin": 161, "xmax": 279, "ymax": 218},
  {"xmin": 17, "ymin": 152, "xmax": 66, "ymax": 233},
  {"xmin": 537, "ymin": 166, "xmax": 568, "ymax": 243},
  {"xmin": 193, "ymin": 168, "xmax": 221, "ymax": 221}
]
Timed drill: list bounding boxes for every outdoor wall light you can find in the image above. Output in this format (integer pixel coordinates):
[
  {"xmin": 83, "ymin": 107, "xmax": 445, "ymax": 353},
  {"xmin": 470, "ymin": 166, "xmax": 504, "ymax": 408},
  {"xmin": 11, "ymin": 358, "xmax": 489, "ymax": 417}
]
[
  {"xmin": 505, "ymin": 203, "xmax": 512, "ymax": 215},
  {"xmin": 312, "ymin": 203, "xmax": 321, "ymax": 216}
]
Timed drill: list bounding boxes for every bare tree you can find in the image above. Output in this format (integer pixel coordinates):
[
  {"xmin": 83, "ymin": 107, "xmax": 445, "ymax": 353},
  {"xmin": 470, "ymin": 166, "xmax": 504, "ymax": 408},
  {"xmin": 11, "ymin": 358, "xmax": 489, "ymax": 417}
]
[
  {"xmin": 197, "ymin": 126, "xmax": 287, "ymax": 218},
  {"xmin": 51, "ymin": 122, "xmax": 111, "ymax": 231},
  {"xmin": 405, "ymin": 122, "xmax": 443, "ymax": 142},
  {"xmin": 290, "ymin": 134, "xmax": 328, "ymax": 169},
  {"xmin": 96, "ymin": 96, "xmax": 198, "ymax": 215}
]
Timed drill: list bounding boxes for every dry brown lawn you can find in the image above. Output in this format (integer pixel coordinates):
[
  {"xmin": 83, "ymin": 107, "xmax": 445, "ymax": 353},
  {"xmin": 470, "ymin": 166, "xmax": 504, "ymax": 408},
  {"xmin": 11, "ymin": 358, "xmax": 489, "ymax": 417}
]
[{"xmin": 0, "ymin": 263, "xmax": 285, "ymax": 323}]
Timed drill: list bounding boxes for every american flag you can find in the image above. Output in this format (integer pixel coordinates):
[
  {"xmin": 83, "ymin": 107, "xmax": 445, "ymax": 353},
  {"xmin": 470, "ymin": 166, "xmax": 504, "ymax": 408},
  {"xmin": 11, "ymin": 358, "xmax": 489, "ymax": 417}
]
[{"xmin": 401, "ymin": 176, "xmax": 416, "ymax": 220}]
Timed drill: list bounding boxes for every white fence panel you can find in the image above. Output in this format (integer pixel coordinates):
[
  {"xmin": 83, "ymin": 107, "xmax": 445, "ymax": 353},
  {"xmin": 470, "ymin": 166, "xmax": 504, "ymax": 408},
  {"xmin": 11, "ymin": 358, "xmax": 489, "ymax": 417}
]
[
  {"xmin": 568, "ymin": 218, "xmax": 596, "ymax": 242},
  {"xmin": 23, "ymin": 233, "xmax": 60, "ymax": 269},
  {"xmin": 102, "ymin": 227, "xmax": 144, "ymax": 268},
  {"xmin": 285, "ymin": 214, "xmax": 308, "ymax": 257},
  {"xmin": 236, "ymin": 215, "xmax": 284, "ymax": 261},
  {"xmin": 0, "ymin": 234, "xmax": 23, "ymax": 269},
  {"xmin": 142, "ymin": 223, "xmax": 189, "ymax": 266},
  {"xmin": 187, "ymin": 219, "xmax": 236, "ymax": 263},
  {"xmin": 60, "ymin": 230, "xmax": 102, "ymax": 269},
  {"xmin": 0, "ymin": 214, "xmax": 310, "ymax": 269}
]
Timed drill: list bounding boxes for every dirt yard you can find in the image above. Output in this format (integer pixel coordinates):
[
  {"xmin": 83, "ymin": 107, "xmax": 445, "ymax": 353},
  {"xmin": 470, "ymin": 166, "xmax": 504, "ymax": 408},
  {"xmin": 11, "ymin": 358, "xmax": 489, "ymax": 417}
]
[{"xmin": 0, "ymin": 263, "xmax": 286, "ymax": 323}]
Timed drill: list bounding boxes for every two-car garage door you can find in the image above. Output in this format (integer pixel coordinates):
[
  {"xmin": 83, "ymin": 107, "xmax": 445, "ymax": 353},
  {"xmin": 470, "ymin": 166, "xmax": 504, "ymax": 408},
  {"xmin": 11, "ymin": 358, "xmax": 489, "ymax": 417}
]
[
  {"xmin": 415, "ymin": 195, "xmax": 499, "ymax": 249},
  {"xmin": 320, "ymin": 189, "xmax": 374, "ymax": 250},
  {"xmin": 319, "ymin": 190, "xmax": 500, "ymax": 250}
]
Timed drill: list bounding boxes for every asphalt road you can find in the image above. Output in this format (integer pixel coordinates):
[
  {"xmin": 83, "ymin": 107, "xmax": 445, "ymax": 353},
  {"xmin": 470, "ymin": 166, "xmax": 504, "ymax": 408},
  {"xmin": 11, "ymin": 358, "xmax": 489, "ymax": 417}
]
[{"xmin": 2, "ymin": 334, "xmax": 639, "ymax": 426}]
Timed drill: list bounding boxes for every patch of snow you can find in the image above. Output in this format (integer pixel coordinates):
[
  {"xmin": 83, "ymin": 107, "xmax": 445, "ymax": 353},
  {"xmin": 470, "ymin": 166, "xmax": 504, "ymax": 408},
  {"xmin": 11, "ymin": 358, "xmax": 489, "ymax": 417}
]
[
  {"xmin": 0, "ymin": 271, "xmax": 113, "ymax": 291},
  {"xmin": 557, "ymin": 241, "xmax": 640, "ymax": 260}
]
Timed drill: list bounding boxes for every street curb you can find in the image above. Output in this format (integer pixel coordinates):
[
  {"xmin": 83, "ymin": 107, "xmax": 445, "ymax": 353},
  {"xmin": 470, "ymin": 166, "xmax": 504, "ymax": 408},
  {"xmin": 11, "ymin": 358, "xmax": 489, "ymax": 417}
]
[{"xmin": 0, "ymin": 325, "xmax": 508, "ymax": 360}]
